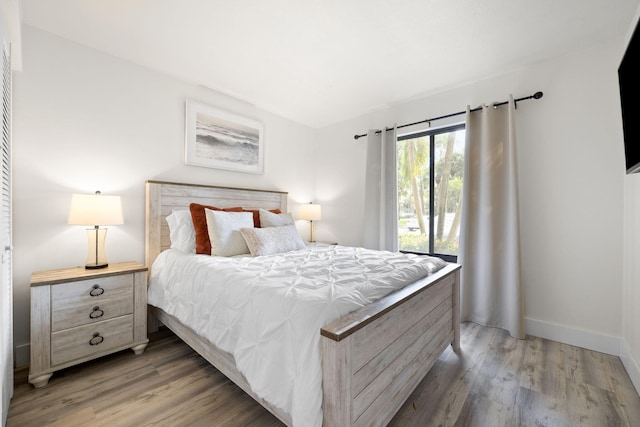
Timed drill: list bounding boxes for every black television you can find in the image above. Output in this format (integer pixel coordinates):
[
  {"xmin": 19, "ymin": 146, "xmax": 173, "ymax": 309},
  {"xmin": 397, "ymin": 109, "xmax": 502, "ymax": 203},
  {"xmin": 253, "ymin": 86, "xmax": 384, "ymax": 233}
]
[{"xmin": 618, "ymin": 15, "xmax": 640, "ymax": 174}]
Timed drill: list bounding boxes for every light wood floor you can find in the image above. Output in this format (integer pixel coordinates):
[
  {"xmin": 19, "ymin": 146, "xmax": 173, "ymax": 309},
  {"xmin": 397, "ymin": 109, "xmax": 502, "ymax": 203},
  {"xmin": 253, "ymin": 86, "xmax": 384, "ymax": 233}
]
[{"xmin": 7, "ymin": 322, "xmax": 640, "ymax": 427}]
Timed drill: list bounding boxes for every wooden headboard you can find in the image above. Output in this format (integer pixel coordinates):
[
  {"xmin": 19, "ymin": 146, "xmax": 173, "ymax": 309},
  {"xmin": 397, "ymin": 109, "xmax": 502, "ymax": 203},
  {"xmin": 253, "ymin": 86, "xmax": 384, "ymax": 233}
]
[{"xmin": 145, "ymin": 180, "xmax": 288, "ymax": 269}]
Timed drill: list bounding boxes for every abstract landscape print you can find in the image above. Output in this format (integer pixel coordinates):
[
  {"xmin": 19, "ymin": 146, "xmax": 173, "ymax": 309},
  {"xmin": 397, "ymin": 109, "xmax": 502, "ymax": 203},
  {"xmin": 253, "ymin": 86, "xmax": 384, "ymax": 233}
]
[{"xmin": 185, "ymin": 100, "xmax": 264, "ymax": 173}]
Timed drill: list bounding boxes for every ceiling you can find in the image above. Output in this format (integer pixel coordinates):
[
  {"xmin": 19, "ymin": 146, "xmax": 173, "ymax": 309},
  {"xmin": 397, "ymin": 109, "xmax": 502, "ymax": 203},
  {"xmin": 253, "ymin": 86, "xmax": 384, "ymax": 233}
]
[{"xmin": 19, "ymin": 0, "xmax": 640, "ymax": 128}]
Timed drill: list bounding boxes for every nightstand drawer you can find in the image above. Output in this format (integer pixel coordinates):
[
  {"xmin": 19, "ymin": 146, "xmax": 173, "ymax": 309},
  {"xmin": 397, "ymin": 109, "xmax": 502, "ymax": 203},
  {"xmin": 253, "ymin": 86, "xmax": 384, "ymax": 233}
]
[
  {"xmin": 52, "ymin": 295, "xmax": 133, "ymax": 332},
  {"xmin": 51, "ymin": 275, "xmax": 133, "ymax": 309},
  {"xmin": 51, "ymin": 315, "xmax": 133, "ymax": 366}
]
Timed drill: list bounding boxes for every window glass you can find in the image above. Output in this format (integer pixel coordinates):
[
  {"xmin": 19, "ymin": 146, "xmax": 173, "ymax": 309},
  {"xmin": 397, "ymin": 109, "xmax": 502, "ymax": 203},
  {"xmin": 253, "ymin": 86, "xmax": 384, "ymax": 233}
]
[{"xmin": 397, "ymin": 125, "xmax": 465, "ymax": 261}]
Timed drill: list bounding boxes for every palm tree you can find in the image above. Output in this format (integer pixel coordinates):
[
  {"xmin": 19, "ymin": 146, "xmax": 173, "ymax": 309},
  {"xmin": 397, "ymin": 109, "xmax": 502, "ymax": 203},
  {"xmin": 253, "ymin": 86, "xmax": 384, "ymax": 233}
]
[
  {"xmin": 435, "ymin": 133, "xmax": 455, "ymax": 240},
  {"xmin": 398, "ymin": 137, "xmax": 429, "ymax": 234}
]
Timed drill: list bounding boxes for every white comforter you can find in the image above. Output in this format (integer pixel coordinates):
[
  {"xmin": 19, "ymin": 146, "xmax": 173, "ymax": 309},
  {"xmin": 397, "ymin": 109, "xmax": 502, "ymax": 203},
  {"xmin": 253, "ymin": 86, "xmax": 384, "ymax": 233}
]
[{"xmin": 147, "ymin": 245, "xmax": 446, "ymax": 427}]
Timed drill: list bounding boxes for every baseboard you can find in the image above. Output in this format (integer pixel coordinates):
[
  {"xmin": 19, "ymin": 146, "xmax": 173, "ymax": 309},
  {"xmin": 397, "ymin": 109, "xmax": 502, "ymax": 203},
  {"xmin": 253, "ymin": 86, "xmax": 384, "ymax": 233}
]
[
  {"xmin": 620, "ymin": 339, "xmax": 640, "ymax": 396},
  {"xmin": 14, "ymin": 343, "xmax": 29, "ymax": 369},
  {"xmin": 525, "ymin": 317, "xmax": 620, "ymax": 356}
]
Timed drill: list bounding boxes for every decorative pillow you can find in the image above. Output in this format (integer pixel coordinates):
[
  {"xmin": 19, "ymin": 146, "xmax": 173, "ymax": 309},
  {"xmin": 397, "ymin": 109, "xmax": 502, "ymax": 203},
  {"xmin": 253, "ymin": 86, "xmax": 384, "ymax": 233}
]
[
  {"xmin": 165, "ymin": 210, "xmax": 196, "ymax": 254},
  {"xmin": 189, "ymin": 203, "xmax": 243, "ymax": 254},
  {"xmin": 259, "ymin": 209, "xmax": 294, "ymax": 228},
  {"xmin": 243, "ymin": 208, "xmax": 282, "ymax": 228},
  {"xmin": 205, "ymin": 209, "xmax": 254, "ymax": 256},
  {"xmin": 239, "ymin": 224, "xmax": 305, "ymax": 256}
]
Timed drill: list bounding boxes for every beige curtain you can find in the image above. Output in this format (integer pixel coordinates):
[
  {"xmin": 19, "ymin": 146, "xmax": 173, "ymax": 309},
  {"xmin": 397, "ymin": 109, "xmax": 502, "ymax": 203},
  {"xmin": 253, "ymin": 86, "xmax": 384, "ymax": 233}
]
[
  {"xmin": 362, "ymin": 127, "xmax": 398, "ymax": 252},
  {"xmin": 459, "ymin": 96, "xmax": 525, "ymax": 339}
]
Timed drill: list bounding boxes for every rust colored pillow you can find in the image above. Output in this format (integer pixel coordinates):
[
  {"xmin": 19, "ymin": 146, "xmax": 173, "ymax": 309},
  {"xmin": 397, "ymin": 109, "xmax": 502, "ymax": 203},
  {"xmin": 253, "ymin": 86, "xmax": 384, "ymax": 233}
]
[
  {"xmin": 189, "ymin": 203, "xmax": 243, "ymax": 254},
  {"xmin": 243, "ymin": 208, "xmax": 281, "ymax": 228}
]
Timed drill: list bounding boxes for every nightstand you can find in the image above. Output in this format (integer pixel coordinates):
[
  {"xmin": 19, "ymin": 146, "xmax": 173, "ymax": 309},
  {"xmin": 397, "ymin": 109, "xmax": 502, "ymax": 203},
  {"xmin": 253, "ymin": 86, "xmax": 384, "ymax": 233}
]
[{"xmin": 29, "ymin": 261, "xmax": 148, "ymax": 388}]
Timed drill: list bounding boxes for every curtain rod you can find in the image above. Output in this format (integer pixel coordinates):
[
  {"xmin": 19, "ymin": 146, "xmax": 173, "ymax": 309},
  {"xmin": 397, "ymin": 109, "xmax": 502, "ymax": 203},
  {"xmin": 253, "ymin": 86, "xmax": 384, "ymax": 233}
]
[{"xmin": 353, "ymin": 91, "xmax": 543, "ymax": 140}]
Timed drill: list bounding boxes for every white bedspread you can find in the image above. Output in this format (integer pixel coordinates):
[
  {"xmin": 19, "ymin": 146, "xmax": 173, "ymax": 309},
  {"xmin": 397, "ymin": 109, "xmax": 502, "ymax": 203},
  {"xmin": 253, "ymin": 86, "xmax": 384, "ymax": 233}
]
[{"xmin": 147, "ymin": 245, "xmax": 447, "ymax": 427}]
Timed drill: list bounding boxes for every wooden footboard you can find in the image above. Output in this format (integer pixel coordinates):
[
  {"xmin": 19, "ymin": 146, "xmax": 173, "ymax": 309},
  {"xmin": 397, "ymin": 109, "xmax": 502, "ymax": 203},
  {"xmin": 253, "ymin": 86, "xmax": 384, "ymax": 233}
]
[{"xmin": 320, "ymin": 263, "xmax": 461, "ymax": 427}]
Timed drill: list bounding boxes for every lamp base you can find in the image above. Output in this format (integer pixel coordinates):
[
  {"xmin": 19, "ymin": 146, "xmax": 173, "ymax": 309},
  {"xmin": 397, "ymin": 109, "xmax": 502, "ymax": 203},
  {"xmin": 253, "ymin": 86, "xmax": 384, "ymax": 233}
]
[
  {"xmin": 85, "ymin": 227, "xmax": 109, "ymax": 270},
  {"xmin": 85, "ymin": 262, "xmax": 109, "ymax": 270},
  {"xmin": 309, "ymin": 220, "xmax": 315, "ymax": 243}
]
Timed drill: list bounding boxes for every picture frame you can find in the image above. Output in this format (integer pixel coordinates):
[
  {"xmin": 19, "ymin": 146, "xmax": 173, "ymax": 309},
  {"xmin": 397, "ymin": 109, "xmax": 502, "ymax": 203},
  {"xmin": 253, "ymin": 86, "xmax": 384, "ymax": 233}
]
[{"xmin": 185, "ymin": 100, "xmax": 264, "ymax": 174}]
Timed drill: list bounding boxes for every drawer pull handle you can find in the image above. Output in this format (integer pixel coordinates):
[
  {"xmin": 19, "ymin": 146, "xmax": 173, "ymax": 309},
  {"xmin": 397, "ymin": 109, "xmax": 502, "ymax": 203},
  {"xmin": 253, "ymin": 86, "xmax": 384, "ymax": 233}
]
[
  {"xmin": 89, "ymin": 306, "xmax": 104, "ymax": 319},
  {"xmin": 89, "ymin": 333, "xmax": 104, "ymax": 346},
  {"xmin": 89, "ymin": 284, "xmax": 104, "ymax": 297}
]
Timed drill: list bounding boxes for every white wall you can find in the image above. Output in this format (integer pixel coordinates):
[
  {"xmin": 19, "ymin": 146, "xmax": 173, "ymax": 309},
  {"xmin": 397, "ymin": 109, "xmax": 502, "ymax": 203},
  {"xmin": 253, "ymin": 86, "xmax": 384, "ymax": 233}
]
[
  {"xmin": 11, "ymin": 26, "xmax": 317, "ymax": 366},
  {"xmin": 315, "ymin": 41, "xmax": 626, "ymax": 355}
]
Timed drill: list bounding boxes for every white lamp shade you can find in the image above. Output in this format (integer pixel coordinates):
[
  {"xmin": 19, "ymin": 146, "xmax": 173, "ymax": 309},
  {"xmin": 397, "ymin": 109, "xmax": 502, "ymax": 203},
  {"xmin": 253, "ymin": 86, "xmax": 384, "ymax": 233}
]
[
  {"xmin": 299, "ymin": 203, "xmax": 322, "ymax": 221},
  {"xmin": 68, "ymin": 193, "xmax": 124, "ymax": 226}
]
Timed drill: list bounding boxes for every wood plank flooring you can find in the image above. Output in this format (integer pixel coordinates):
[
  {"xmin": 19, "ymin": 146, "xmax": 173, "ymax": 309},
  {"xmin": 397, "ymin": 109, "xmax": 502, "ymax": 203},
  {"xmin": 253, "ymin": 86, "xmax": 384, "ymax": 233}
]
[{"xmin": 7, "ymin": 322, "xmax": 640, "ymax": 426}]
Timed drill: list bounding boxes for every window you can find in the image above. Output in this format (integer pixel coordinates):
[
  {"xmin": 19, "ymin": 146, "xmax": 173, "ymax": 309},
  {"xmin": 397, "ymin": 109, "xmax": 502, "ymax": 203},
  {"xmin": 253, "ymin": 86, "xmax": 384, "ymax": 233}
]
[{"xmin": 397, "ymin": 124, "xmax": 465, "ymax": 262}]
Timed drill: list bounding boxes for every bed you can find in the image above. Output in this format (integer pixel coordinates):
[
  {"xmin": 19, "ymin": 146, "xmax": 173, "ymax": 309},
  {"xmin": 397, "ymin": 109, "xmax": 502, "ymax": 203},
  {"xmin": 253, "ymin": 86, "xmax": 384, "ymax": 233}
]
[{"xmin": 145, "ymin": 180, "xmax": 461, "ymax": 427}]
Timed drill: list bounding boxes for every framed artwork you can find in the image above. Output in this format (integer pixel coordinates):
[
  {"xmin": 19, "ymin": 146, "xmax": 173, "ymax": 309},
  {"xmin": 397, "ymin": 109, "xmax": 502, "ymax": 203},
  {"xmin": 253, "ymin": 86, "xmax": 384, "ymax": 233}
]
[{"xmin": 185, "ymin": 100, "xmax": 264, "ymax": 174}]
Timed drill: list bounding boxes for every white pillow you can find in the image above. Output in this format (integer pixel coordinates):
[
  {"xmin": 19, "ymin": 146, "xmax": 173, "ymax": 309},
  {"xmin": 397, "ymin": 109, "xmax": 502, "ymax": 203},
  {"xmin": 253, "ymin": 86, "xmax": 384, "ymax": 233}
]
[
  {"xmin": 205, "ymin": 209, "xmax": 254, "ymax": 256},
  {"xmin": 259, "ymin": 208, "xmax": 294, "ymax": 227},
  {"xmin": 239, "ymin": 224, "xmax": 305, "ymax": 256},
  {"xmin": 166, "ymin": 210, "xmax": 196, "ymax": 254}
]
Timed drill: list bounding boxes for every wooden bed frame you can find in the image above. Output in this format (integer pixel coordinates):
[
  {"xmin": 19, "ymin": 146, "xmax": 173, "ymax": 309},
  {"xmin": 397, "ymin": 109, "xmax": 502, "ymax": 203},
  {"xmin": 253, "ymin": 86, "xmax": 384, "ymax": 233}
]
[{"xmin": 145, "ymin": 180, "xmax": 461, "ymax": 427}]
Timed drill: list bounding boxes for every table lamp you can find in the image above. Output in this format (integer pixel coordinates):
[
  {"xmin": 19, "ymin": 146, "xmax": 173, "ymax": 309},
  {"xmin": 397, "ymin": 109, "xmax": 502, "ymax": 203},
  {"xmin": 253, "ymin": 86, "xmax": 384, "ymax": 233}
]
[
  {"xmin": 68, "ymin": 191, "xmax": 123, "ymax": 269},
  {"xmin": 299, "ymin": 202, "xmax": 322, "ymax": 242}
]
